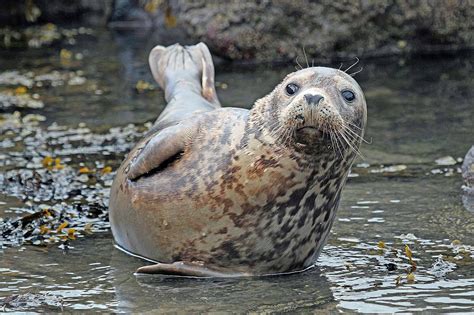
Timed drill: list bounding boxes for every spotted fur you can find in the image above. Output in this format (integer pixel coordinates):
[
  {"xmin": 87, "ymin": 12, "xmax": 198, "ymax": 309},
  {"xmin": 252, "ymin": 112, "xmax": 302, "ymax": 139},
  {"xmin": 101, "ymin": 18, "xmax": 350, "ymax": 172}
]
[{"xmin": 109, "ymin": 44, "xmax": 367, "ymax": 276}]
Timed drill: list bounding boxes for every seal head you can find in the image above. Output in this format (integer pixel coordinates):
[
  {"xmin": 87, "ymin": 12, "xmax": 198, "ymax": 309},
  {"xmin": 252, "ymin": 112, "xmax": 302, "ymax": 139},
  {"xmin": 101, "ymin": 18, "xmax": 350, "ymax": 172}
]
[{"xmin": 252, "ymin": 67, "xmax": 366, "ymax": 158}]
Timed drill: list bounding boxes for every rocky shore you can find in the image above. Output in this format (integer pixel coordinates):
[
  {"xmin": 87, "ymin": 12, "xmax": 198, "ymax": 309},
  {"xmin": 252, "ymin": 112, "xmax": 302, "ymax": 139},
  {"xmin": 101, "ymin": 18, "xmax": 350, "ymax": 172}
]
[{"xmin": 1, "ymin": 0, "xmax": 473, "ymax": 62}]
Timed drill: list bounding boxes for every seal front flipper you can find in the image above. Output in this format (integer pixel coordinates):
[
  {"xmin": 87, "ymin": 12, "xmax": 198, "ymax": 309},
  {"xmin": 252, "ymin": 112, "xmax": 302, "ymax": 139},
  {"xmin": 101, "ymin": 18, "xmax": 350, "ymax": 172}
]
[
  {"xmin": 136, "ymin": 262, "xmax": 252, "ymax": 278},
  {"xmin": 127, "ymin": 121, "xmax": 197, "ymax": 181}
]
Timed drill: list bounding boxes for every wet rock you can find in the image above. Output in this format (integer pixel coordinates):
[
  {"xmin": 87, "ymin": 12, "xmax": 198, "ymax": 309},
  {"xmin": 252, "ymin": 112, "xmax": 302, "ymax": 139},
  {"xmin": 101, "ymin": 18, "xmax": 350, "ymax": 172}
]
[
  {"xmin": 370, "ymin": 165, "xmax": 407, "ymax": 174},
  {"xmin": 0, "ymin": 71, "xmax": 34, "ymax": 88},
  {"xmin": 0, "ymin": 69, "xmax": 94, "ymax": 111},
  {"xmin": 34, "ymin": 71, "xmax": 65, "ymax": 87},
  {"xmin": 67, "ymin": 76, "xmax": 86, "ymax": 86},
  {"xmin": 0, "ymin": 93, "xmax": 44, "ymax": 110},
  {"xmin": 435, "ymin": 156, "xmax": 457, "ymax": 166},
  {"xmin": 3, "ymin": 1, "xmax": 472, "ymax": 62},
  {"xmin": 0, "ymin": 24, "xmax": 94, "ymax": 49},
  {"xmin": 0, "ymin": 292, "xmax": 63, "ymax": 312},
  {"xmin": 461, "ymin": 146, "xmax": 474, "ymax": 212},
  {"xmin": 171, "ymin": 0, "xmax": 474, "ymax": 62},
  {"xmin": 0, "ymin": 1, "xmax": 109, "ymax": 26}
]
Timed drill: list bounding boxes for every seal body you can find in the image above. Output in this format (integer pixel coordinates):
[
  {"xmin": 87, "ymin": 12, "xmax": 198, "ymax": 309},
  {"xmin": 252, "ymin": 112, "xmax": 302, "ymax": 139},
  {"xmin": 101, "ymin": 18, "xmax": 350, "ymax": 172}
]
[{"xmin": 109, "ymin": 43, "xmax": 367, "ymax": 276}]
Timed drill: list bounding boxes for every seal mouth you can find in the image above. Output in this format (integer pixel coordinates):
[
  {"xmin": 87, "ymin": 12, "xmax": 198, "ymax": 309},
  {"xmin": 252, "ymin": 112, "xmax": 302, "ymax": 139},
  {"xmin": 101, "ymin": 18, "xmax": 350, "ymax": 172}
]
[
  {"xmin": 295, "ymin": 125, "xmax": 333, "ymax": 145},
  {"xmin": 296, "ymin": 126, "xmax": 321, "ymax": 135},
  {"xmin": 297, "ymin": 126, "xmax": 318, "ymax": 131},
  {"xmin": 295, "ymin": 125, "xmax": 322, "ymax": 143},
  {"xmin": 298, "ymin": 126, "xmax": 318, "ymax": 130}
]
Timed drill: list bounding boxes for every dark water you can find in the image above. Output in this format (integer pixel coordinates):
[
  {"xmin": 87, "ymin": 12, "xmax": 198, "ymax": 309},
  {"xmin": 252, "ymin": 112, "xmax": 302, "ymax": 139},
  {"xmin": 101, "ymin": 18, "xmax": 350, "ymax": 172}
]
[{"xmin": 0, "ymin": 27, "xmax": 473, "ymax": 312}]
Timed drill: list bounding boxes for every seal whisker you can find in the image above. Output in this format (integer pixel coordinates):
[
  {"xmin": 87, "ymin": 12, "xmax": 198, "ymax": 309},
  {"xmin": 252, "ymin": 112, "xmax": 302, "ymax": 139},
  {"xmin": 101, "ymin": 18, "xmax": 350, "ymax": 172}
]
[
  {"xmin": 333, "ymin": 126, "xmax": 358, "ymax": 160},
  {"xmin": 347, "ymin": 121, "xmax": 363, "ymax": 131},
  {"xmin": 339, "ymin": 129, "xmax": 364, "ymax": 159},
  {"xmin": 344, "ymin": 127, "xmax": 370, "ymax": 145},
  {"xmin": 295, "ymin": 57, "xmax": 303, "ymax": 70},
  {"xmin": 350, "ymin": 67, "xmax": 363, "ymax": 77},
  {"xmin": 346, "ymin": 122, "xmax": 370, "ymax": 140},
  {"xmin": 335, "ymin": 132, "xmax": 346, "ymax": 158},
  {"xmin": 328, "ymin": 130, "xmax": 338, "ymax": 158},
  {"xmin": 343, "ymin": 131, "xmax": 366, "ymax": 151},
  {"xmin": 342, "ymin": 122, "xmax": 372, "ymax": 144},
  {"xmin": 339, "ymin": 130, "xmax": 357, "ymax": 153},
  {"xmin": 338, "ymin": 63, "xmax": 343, "ymax": 70},
  {"xmin": 303, "ymin": 46, "xmax": 309, "ymax": 68},
  {"xmin": 330, "ymin": 127, "xmax": 344, "ymax": 159},
  {"xmin": 341, "ymin": 128, "xmax": 363, "ymax": 148},
  {"xmin": 288, "ymin": 129, "xmax": 296, "ymax": 145},
  {"xmin": 341, "ymin": 123, "xmax": 363, "ymax": 142},
  {"xmin": 269, "ymin": 122, "xmax": 294, "ymax": 146},
  {"xmin": 340, "ymin": 127, "xmax": 359, "ymax": 145},
  {"xmin": 271, "ymin": 124, "xmax": 283, "ymax": 140},
  {"xmin": 284, "ymin": 125, "xmax": 296, "ymax": 145},
  {"xmin": 344, "ymin": 57, "xmax": 359, "ymax": 73},
  {"xmin": 279, "ymin": 128, "xmax": 291, "ymax": 145},
  {"xmin": 339, "ymin": 124, "xmax": 360, "ymax": 143},
  {"xmin": 270, "ymin": 120, "xmax": 285, "ymax": 134}
]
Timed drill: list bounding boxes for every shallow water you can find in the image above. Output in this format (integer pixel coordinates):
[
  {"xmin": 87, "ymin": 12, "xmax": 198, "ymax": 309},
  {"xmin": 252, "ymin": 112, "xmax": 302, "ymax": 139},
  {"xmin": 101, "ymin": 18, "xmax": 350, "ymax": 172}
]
[{"xmin": 0, "ymin": 27, "xmax": 473, "ymax": 312}]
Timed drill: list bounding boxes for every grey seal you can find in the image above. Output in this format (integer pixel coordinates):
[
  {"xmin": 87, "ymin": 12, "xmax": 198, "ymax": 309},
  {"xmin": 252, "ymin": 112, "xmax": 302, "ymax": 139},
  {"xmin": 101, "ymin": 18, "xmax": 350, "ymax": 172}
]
[{"xmin": 109, "ymin": 43, "xmax": 367, "ymax": 277}]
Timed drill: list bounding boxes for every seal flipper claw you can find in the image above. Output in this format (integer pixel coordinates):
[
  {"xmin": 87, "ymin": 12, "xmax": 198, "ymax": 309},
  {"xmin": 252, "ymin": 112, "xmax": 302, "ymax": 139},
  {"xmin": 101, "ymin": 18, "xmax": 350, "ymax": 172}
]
[{"xmin": 136, "ymin": 261, "xmax": 251, "ymax": 278}]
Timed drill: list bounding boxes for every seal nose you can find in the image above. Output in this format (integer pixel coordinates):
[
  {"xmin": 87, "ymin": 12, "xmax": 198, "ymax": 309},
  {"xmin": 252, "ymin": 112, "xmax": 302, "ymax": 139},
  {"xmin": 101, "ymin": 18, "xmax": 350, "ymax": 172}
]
[{"xmin": 304, "ymin": 94, "xmax": 324, "ymax": 106}]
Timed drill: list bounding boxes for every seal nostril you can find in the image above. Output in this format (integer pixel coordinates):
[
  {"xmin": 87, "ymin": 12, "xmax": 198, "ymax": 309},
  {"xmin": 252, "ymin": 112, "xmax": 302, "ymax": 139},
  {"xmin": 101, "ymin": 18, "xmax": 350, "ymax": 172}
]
[{"xmin": 304, "ymin": 94, "xmax": 324, "ymax": 106}]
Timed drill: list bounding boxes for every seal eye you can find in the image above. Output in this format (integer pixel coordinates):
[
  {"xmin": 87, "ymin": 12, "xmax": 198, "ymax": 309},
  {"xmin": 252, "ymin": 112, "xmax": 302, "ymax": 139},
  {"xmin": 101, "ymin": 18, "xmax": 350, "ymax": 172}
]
[
  {"xmin": 285, "ymin": 83, "xmax": 299, "ymax": 96},
  {"xmin": 341, "ymin": 90, "xmax": 356, "ymax": 103}
]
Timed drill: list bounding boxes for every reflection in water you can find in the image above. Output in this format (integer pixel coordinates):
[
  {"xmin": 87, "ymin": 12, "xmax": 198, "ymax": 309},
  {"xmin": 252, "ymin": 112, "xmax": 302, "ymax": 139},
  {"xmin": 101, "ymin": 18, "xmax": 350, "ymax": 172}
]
[
  {"xmin": 115, "ymin": 266, "xmax": 334, "ymax": 312},
  {"xmin": 0, "ymin": 234, "xmax": 335, "ymax": 312},
  {"xmin": 0, "ymin": 28, "xmax": 473, "ymax": 312}
]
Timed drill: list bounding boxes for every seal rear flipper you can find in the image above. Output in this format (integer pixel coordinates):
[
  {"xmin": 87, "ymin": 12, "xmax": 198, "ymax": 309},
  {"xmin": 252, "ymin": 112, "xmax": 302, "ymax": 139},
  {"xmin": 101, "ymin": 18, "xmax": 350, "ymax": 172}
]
[
  {"xmin": 148, "ymin": 45, "xmax": 167, "ymax": 90},
  {"xmin": 127, "ymin": 122, "xmax": 197, "ymax": 181},
  {"xmin": 136, "ymin": 261, "xmax": 252, "ymax": 278},
  {"xmin": 149, "ymin": 42, "xmax": 221, "ymax": 107},
  {"xmin": 197, "ymin": 42, "xmax": 220, "ymax": 107}
]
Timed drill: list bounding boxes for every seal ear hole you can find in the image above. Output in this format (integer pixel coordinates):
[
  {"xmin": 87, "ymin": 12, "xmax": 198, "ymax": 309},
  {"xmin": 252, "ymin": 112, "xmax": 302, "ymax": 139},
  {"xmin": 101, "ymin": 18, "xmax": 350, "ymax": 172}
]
[{"xmin": 130, "ymin": 150, "xmax": 184, "ymax": 182}]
